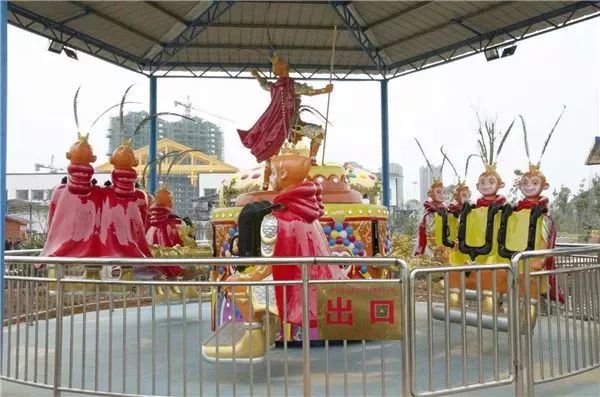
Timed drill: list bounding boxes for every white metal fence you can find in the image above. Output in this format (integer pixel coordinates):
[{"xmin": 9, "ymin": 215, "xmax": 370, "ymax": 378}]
[{"xmin": 1, "ymin": 247, "xmax": 599, "ymax": 396}]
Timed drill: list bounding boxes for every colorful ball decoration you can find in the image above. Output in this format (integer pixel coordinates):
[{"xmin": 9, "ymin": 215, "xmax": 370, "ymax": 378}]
[
  {"xmin": 321, "ymin": 222, "xmax": 368, "ymax": 258},
  {"xmin": 360, "ymin": 264, "xmax": 368, "ymax": 274}
]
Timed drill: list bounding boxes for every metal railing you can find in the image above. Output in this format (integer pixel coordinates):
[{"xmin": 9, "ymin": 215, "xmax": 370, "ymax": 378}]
[
  {"xmin": 1, "ymin": 247, "xmax": 599, "ymax": 396},
  {"xmin": 407, "ymin": 264, "xmax": 516, "ymax": 396},
  {"xmin": 514, "ymin": 246, "xmax": 600, "ymax": 396}
]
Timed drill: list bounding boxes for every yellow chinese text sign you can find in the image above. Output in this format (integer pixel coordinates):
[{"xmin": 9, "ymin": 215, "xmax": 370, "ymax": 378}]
[{"xmin": 317, "ymin": 282, "xmax": 403, "ymax": 340}]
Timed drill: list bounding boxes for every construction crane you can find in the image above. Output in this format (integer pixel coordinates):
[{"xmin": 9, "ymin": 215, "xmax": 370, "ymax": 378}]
[
  {"xmin": 34, "ymin": 155, "xmax": 65, "ymax": 173},
  {"xmin": 174, "ymin": 95, "xmax": 193, "ymax": 118},
  {"xmin": 174, "ymin": 96, "xmax": 235, "ymax": 124}
]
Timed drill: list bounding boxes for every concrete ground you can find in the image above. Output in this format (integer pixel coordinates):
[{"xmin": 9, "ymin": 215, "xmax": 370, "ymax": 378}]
[{"xmin": 1, "ymin": 301, "xmax": 599, "ymax": 396}]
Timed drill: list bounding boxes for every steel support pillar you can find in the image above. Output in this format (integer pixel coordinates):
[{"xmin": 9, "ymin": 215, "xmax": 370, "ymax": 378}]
[
  {"xmin": 380, "ymin": 80, "xmax": 390, "ymax": 208},
  {"xmin": 148, "ymin": 76, "xmax": 158, "ymax": 194},
  {"xmin": 0, "ymin": 1, "xmax": 7, "ymax": 322}
]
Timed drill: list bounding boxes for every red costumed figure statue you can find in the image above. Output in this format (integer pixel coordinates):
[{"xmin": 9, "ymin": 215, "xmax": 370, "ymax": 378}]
[
  {"xmin": 413, "ymin": 140, "xmax": 448, "ymax": 263},
  {"xmin": 41, "ymin": 132, "xmax": 105, "ymax": 281},
  {"xmin": 209, "ymin": 145, "xmax": 347, "ymax": 362},
  {"xmin": 98, "ymin": 140, "xmax": 151, "ymax": 281},
  {"xmin": 238, "ymin": 53, "xmax": 333, "ymax": 189},
  {"xmin": 146, "ymin": 185, "xmax": 197, "ymax": 281},
  {"xmin": 229, "ymin": 145, "xmax": 346, "ymax": 325}
]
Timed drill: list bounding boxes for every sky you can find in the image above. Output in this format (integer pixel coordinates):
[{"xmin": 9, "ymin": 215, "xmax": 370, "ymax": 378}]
[{"xmin": 6, "ymin": 19, "xmax": 600, "ymax": 202}]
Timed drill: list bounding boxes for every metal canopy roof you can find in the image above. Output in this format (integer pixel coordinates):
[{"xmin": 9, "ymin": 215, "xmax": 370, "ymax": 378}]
[{"xmin": 7, "ymin": 1, "xmax": 600, "ymax": 80}]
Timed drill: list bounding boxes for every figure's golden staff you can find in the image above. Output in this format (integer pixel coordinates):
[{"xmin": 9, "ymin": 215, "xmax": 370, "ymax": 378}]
[{"xmin": 321, "ymin": 25, "xmax": 338, "ymax": 165}]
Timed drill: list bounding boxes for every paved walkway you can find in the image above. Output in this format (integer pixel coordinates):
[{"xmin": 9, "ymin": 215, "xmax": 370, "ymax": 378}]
[{"xmin": 1, "ymin": 301, "xmax": 598, "ymax": 396}]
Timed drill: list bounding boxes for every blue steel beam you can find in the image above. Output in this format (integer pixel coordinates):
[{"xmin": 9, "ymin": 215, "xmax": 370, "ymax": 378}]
[
  {"xmin": 330, "ymin": 1, "xmax": 387, "ymax": 75},
  {"xmin": 380, "ymin": 80, "xmax": 390, "ymax": 209},
  {"xmin": 0, "ymin": 0, "xmax": 7, "ymax": 325},
  {"xmin": 389, "ymin": 0, "xmax": 600, "ymax": 78},
  {"xmin": 148, "ymin": 76, "xmax": 158, "ymax": 195},
  {"xmin": 148, "ymin": 1, "xmax": 235, "ymax": 74}
]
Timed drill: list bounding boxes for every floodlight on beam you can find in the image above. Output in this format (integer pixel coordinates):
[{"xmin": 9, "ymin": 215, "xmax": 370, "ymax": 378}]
[
  {"xmin": 63, "ymin": 47, "xmax": 78, "ymax": 60},
  {"xmin": 48, "ymin": 40, "xmax": 64, "ymax": 54},
  {"xmin": 501, "ymin": 45, "xmax": 517, "ymax": 58},
  {"xmin": 484, "ymin": 48, "xmax": 499, "ymax": 62}
]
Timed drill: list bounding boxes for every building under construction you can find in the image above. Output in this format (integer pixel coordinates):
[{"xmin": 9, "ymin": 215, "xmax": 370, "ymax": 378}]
[{"xmin": 106, "ymin": 110, "xmax": 224, "ymax": 161}]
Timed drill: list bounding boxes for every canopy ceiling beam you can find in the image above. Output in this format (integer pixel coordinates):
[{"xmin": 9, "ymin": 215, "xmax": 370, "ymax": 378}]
[
  {"xmin": 181, "ymin": 43, "xmax": 362, "ymax": 52},
  {"xmin": 147, "ymin": 1, "xmax": 235, "ymax": 74},
  {"xmin": 364, "ymin": 1, "xmax": 432, "ymax": 31},
  {"xmin": 7, "ymin": 2, "xmax": 146, "ymax": 74},
  {"xmin": 381, "ymin": 1, "xmax": 510, "ymax": 51},
  {"xmin": 58, "ymin": 9, "xmax": 92, "ymax": 25},
  {"xmin": 157, "ymin": 61, "xmax": 378, "ymax": 72},
  {"xmin": 330, "ymin": 1, "xmax": 387, "ymax": 76},
  {"xmin": 144, "ymin": 1, "xmax": 188, "ymax": 25},
  {"xmin": 207, "ymin": 22, "xmax": 351, "ymax": 31},
  {"xmin": 388, "ymin": 0, "xmax": 600, "ymax": 79},
  {"xmin": 69, "ymin": 1, "xmax": 164, "ymax": 47},
  {"xmin": 157, "ymin": 62, "xmax": 382, "ymax": 81}
]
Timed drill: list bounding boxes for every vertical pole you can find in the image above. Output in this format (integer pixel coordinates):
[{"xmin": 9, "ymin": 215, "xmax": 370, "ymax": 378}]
[
  {"xmin": 0, "ymin": 0, "xmax": 8, "ymax": 326},
  {"xmin": 302, "ymin": 261, "xmax": 312, "ymax": 397},
  {"xmin": 148, "ymin": 76, "xmax": 158, "ymax": 194},
  {"xmin": 53, "ymin": 265, "xmax": 64, "ymax": 396},
  {"xmin": 512, "ymin": 255, "xmax": 523, "ymax": 397},
  {"xmin": 380, "ymin": 80, "xmax": 390, "ymax": 208}
]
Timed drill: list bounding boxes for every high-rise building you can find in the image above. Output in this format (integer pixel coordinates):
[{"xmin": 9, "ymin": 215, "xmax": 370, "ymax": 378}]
[
  {"xmin": 104, "ymin": 110, "xmax": 229, "ymax": 217},
  {"xmin": 106, "ymin": 111, "xmax": 224, "ymax": 160},
  {"xmin": 389, "ymin": 163, "xmax": 404, "ymax": 207},
  {"xmin": 419, "ymin": 165, "xmax": 442, "ymax": 202}
]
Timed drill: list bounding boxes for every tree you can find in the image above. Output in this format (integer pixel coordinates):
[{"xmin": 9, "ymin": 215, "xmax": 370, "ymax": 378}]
[{"xmin": 551, "ymin": 186, "xmax": 574, "ymax": 234}]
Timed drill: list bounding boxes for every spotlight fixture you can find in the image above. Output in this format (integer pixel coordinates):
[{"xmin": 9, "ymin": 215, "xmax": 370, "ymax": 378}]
[
  {"xmin": 63, "ymin": 47, "xmax": 78, "ymax": 60},
  {"xmin": 484, "ymin": 48, "xmax": 499, "ymax": 62},
  {"xmin": 48, "ymin": 40, "xmax": 64, "ymax": 54},
  {"xmin": 501, "ymin": 45, "xmax": 517, "ymax": 58}
]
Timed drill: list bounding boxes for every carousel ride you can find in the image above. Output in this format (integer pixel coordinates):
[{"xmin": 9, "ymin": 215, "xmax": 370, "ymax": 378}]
[
  {"xmin": 37, "ymin": 55, "xmax": 568, "ymax": 366},
  {"xmin": 412, "ymin": 109, "xmax": 566, "ymax": 332},
  {"xmin": 203, "ymin": 53, "xmax": 393, "ymax": 362}
]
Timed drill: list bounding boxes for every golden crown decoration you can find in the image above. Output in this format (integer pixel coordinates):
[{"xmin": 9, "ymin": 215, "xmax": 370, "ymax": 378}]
[
  {"xmin": 77, "ymin": 131, "xmax": 90, "ymax": 143},
  {"xmin": 279, "ymin": 141, "xmax": 310, "ymax": 157},
  {"xmin": 484, "ymin": 163, "xmax": 497, "ymax": 173}
]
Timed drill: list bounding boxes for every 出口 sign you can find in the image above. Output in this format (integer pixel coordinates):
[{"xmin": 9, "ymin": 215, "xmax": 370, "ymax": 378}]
[{"xmin": 317, "ymin": 282, "xmax": 403, "ymax": 340}]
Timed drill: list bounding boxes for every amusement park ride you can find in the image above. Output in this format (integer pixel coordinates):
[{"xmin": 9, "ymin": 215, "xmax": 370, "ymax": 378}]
[{"xmin": 38, "ymin": 53, "xmax": 566, "ymax": 364}]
